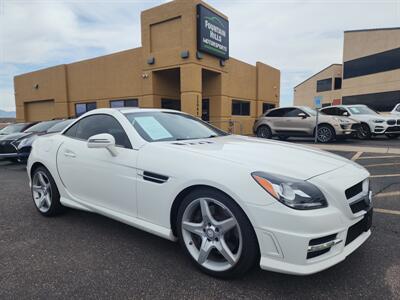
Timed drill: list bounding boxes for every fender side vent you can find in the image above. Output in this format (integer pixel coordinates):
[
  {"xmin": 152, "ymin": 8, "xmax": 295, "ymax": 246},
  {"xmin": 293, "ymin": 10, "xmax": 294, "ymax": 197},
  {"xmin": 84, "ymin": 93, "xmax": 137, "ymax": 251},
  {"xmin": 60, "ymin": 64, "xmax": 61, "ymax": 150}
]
[{"xmin": 143, "ymin": 171, "xmax": 169, "ymax": 184}]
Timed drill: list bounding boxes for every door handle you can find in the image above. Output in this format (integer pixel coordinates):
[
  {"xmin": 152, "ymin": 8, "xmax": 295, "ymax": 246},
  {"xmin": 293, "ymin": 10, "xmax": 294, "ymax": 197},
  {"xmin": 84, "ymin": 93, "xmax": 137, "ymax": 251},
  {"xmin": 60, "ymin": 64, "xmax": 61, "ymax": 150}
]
[{"xmin": 64, "ymin": 150, "xmax": 76, "ymax": 158}]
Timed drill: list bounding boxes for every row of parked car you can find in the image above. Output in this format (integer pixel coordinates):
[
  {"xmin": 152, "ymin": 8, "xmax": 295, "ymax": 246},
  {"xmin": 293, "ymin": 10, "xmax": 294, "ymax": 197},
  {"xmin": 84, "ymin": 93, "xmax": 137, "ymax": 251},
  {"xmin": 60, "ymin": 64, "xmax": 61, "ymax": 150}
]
[
  {"xmin": 0, "ymin": 119, "xmax": 74, "ymax": 162},
  {"xmin": 253, "ymin": 104, "xmax": 400, "ymax": 143}
]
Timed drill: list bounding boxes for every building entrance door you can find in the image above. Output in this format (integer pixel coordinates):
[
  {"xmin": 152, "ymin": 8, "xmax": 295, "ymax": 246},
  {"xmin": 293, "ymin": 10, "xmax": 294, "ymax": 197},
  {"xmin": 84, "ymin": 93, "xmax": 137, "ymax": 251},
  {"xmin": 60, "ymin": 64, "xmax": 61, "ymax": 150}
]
[{"xmin": 202, "ymin": 99, "xmax": 210, "ymax": 121}]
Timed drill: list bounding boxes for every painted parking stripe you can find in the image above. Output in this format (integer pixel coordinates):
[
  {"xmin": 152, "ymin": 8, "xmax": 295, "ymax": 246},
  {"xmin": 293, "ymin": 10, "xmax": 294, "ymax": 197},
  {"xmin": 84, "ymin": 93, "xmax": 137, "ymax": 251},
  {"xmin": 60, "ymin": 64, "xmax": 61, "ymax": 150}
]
[
  {"xmin": 375, "ymin": 191, "xmax": 400, "ymax": 198},
  {"xmin": 358, "ymin": 155, "xmax": 400, "ymax": 160},
  {"xmin": 374, "ymin": 208, "xmax": 400, "ymax": 216},
  {"xmin": 370, "ymin": 174, "xmax": 400, "ymax": 178},
  {"xmin": 351, "ymin": 151, "xmax": 363, "ymax": 161},
  {"xmin": 364, "ymin": 162, "xmax": 400, "ymax": 168}
]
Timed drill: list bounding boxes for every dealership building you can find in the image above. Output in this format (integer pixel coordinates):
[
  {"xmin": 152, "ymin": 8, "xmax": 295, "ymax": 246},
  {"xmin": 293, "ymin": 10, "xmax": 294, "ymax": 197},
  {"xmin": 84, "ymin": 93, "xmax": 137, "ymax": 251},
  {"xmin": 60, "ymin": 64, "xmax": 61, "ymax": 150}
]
[
  {"xmin": 14, "ymin": 0, "xmax": 280, "ymax": 135},
  {"xmin": 294, "ymin": 27, "xmax": 400, "ymax": 111}
]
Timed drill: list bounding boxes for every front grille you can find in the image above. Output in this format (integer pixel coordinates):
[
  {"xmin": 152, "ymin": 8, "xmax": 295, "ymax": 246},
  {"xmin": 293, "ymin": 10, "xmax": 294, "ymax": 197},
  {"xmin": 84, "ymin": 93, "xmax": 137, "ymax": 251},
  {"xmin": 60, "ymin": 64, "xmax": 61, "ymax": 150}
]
[
  {"xmin": 387, "ymin": 119, "xmax": 396, "ymax": 125},
  {"xmin": 345, "ymin": 181, "xmax": 363, "ymax": 199},
  {"xmin": 345, "ymin": 209, "xmax": 373, "ymax": 246},
  {"xmin": 350, "ymin": 198, "xmax": 370, "ymax": 213},
  {"xmin": 0, "ymin": 142, "xmax": 16, "ymax": 154},
  {"xmin": 386, "ymin": 126, "xmax": 400, "ymax": 133}
]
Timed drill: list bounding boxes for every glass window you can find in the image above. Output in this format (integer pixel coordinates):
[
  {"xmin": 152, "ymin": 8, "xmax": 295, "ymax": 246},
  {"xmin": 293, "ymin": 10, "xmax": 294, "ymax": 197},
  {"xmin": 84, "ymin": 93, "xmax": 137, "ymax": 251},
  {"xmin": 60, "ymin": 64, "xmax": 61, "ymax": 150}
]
[
  {"xmin": 316, "ymin": 78, "xmax": 332, "ymax": 92},
  {"xmin": 232, "ymin": 100, "xmax": 250, "ymax": 116},
  {"xmin": 75, "ymin": 102, "xmax": 97, "ymax": 117},
  {"xmin": 124, "ymin": 111, "xmax": 227, "ymax": 142},
  {"xmin": 0, "ymin": 123, "xmax": 27, "ymax": 135},
  {"xmin": 47, "ymin": 119, "xmax": 75, "ymax": 133},
  {"xmin": 266, "ymin": 108, "xmax": 286, "ymax": 117},
  {"xmin": 161, "ymin": 99, "xmax": 181, "ymax": 111},
  {"xmin": 334, "ymin": 78, "xmax": 342, "ymax": 90},
  {"xmin": 25, "ymin": 120, "xmax": 62, "ymax": 133},
  {"xmin": 321, "ymin": 107, "xmax": 337, "ymax": 115},
  {"xmin": 110, "ymin": 99, "xmax": 138, "ymax": 108},
  {"xmin": 262, "ymin": 103, "xmax": 275, "ymax": 114},
  {"xmin": 342, "ymin": 90, "xmax": 400, "ymax": 112},
  {"xmin": 64, "ymin": 114, "xmax": 132, "ymax": 148},
  {"xmin": 284, "ymin": 108, "xmax": 304, "ymax": 117},
  {"xmin": 343, "ymin": 47, "xmax": 400, "ymax": 79},
  {"xmin": 347, "ymin": 106, "xmax": 378, "ymax": 115}
]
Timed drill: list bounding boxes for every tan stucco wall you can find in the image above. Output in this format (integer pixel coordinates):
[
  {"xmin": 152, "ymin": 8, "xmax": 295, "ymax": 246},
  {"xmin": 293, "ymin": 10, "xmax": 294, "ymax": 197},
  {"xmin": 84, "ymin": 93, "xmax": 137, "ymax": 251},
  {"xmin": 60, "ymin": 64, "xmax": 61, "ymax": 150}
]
[
  {"xmin": 293, "ymin": 64, "xmax": 342, "ymax": 107},
  {"xmin": 14, "ymin": 0, "xmax": 280, "ymax": 135}
]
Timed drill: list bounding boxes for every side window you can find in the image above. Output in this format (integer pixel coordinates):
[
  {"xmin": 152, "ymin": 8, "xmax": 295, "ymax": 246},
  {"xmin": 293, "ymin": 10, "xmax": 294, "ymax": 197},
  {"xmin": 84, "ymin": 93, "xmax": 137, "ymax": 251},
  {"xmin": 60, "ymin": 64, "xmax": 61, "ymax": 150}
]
[
  {"xmin": 266, "ymin": 108, "xmax": 285, "ymax": 117},
  {"xmin": 284, "ymin": 108, "xmax": 304, "ymax": 117},
  {"xmin": 64, "ymin": 115, "xmax": 132, "ymax": 149},
  {"xmin": 338, "ymin": 108, "xmax": 350, "ymax": 116},
  {"xmin": 321, "ymin": 107, "xmax": 336, "ymax": 115}
]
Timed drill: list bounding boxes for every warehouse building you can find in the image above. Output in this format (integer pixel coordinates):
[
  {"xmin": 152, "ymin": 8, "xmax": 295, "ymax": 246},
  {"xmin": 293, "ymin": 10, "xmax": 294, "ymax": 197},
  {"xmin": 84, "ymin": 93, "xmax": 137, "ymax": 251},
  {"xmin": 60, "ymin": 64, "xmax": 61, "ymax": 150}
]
[
  {"xmin": 14, "ymin": 0, "xmax": 280, "ymax": 135},
  {"xmin": 294, "ymin": 27, "xmax": 400, "ymax": 111}
]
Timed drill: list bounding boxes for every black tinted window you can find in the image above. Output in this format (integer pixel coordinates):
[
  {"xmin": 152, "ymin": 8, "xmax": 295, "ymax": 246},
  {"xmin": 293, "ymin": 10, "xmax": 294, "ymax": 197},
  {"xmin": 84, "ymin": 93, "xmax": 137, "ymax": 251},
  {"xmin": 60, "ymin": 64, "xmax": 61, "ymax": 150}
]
[
  {"xmin": 316, "ymin": 78, "xmax": 332, "ymax": 92},
  {"xmin": 334, "ymin": 77, "xmax": 342, "ymax": 90},
  {"xmin": 161, "ymin": 99, "xmax": 181, "ymax": 111},
  {"xmin": 321, "ymin": 107, "xmax": 337, "ymax": 115},
  {"xmin": 266, "ymin": 108, "xmax": 286, "ymax": 117},
  {"xmin": 284, "ymin": 108, "xmax": 304, "ymax": 117},
  {"xmin": 64, "ymin": 115, "xmax": 132, "ymax": 148},
  {"xmin": 110, "ymin": 99, "xmax": 138, "ymax": 108},
  {"xmin": 262, "ymin": 103, "xmax": 275, "ymax": 113},
  {"xmin": 232, "ymin": 100, "xmax": 250, "ymax": 116}
]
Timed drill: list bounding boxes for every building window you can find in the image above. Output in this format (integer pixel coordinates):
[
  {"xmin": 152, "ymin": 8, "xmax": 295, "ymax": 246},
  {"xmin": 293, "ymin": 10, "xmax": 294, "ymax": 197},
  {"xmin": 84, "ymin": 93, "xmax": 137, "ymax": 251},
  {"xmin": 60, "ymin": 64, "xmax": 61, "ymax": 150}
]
[
  {"xmin": 322, "ymin": 103, "xmax": 331, "ymax": 108},
  {"xmin": 334, "ymin": 78, "xmax": 342, "ymax": 90},
  {"xmin": 232, "ymin": 100, "xmax": 250, "ymax": 116},
  {"xmin": 342, "ymin": 90, "xmax": 400, "ymax": 112},
  {"xmin": 161, "ymin": 99, "xmax": 181, "ymax": 111},
  {"xmin": 110, "ymin": 99, "xmax": 138, "ymax": 108},
  {"xmin": 343, "ymin": 47, "xmax": 400, "ymax": 79},
  {"xmin": 75, "ymin": 102, "xmax": 97, "ymax": 117},
  {"xmin": 262, "ymin": 103, "xmax": 275, "ymax": 113},
  {"xmin": 316, "ymin": 78, "xmax": 332, "ymax": 92}
]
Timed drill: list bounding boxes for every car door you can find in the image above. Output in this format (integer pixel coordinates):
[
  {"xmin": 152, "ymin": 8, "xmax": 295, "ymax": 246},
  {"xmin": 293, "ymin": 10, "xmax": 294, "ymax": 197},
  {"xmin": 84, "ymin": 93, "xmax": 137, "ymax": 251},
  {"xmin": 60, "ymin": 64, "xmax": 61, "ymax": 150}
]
[
  {"xmin": 267, "ymin": 108, "xmax": 291, "ymax": 132},
  {"xmin": 283, "ymin": 108, "xmax": 314, "ymax": 135},
  {"xmin": 56, "ymin": 114, "xmax": 139, "ymax": 217}
]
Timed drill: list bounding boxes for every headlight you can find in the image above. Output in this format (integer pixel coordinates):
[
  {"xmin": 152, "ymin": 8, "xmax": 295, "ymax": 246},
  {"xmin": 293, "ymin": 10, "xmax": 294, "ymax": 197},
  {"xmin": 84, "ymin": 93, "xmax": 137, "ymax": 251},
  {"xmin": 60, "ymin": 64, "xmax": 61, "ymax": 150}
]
[
  {"xmin": 372, "ymin": 119, "xmax": 384, "ymax": 123},
  {"xmin": 251, "ymin": 172, "xmax": 328, "ymax": 210}
]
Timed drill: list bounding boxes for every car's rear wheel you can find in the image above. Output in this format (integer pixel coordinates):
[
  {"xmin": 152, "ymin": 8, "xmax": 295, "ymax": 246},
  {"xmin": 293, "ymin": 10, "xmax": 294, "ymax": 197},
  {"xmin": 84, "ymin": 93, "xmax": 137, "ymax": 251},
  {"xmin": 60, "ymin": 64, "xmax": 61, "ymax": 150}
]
[
  {"xmin": 357, "ymin": 123, "xmax": 371, "ymax": 140},
  {"xmin": 177, "ymin": 188, "xmax": 259, "ymax": 278},
  {"xmin": 316, "ymin": 125, "xmax": 335, "ymax": 143},
  {"xmin": 385, "ymin": 133, "xmax": 399, "ymax": 139},
  {"xmin": 31, "ymin": 166, "xmax": 65, "ymax": 216},
  {"xmin": 256, "ymin": 125, "xmax": 272, "ymax": 139}
]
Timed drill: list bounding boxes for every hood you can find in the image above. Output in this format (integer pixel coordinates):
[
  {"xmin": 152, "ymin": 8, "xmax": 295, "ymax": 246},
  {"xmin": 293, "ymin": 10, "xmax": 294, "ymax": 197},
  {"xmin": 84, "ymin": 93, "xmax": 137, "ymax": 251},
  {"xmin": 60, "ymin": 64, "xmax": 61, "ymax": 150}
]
[
  {"xmin": 165, "ymin": 135, "xmax": 359, "ymax": 180},
  {"xmin": 0, "ymin": 132, "xmax": 32, "ymax": 142}
]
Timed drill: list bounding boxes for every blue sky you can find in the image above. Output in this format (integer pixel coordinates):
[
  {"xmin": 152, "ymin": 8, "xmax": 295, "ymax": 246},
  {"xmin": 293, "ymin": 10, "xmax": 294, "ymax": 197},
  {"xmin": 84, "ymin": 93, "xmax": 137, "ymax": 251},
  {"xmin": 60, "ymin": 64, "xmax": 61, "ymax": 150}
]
[{"xmin": 0, "ymin": 0, "xmax": 399, "ymax": 112}]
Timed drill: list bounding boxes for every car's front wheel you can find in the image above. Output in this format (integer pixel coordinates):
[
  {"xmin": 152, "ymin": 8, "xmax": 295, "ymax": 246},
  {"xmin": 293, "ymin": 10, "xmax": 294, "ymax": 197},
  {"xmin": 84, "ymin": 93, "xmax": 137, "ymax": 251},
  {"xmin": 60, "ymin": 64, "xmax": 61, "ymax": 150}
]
[
  {"xmin": 357, "ymin": 123, "xmax": 371, "ymax": 140},
  {"xmin": 256, "ymin": 125, "xmax": 272, "ymax": 139},
  {"xmin": 177, "ymin": 188, "xmax": 259, "ymax": 278},
  {"xmin": 316, "ymin": 125, "xmax": 335, "ymax": 143},
  {"xmin": 31, "ymin": 166, "xmax": 65, "ymax": 216}
]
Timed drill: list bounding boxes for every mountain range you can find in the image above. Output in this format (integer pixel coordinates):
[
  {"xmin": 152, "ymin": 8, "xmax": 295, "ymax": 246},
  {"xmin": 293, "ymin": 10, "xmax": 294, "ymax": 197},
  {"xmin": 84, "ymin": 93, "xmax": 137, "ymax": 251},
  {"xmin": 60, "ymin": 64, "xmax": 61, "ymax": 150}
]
[{"xmin": 0, "ymin": 109, "xmax": 16, "ymax": 118}]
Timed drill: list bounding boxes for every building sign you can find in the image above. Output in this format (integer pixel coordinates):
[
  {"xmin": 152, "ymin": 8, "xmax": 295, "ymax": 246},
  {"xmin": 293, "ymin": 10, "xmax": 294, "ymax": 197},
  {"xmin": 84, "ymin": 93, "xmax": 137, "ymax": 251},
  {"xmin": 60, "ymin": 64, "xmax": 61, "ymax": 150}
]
[{"xmin": 197, "ymin": 4, "xmax": 229, "ymax": 60}]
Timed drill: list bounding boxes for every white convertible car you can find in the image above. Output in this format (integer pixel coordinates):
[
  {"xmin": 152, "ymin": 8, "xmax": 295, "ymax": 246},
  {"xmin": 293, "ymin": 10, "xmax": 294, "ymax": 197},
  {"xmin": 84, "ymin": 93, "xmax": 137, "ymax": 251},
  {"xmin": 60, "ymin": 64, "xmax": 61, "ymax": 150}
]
[{"xmin": 28, "ymin": 108, "xmax": 373, "ymax": 278}]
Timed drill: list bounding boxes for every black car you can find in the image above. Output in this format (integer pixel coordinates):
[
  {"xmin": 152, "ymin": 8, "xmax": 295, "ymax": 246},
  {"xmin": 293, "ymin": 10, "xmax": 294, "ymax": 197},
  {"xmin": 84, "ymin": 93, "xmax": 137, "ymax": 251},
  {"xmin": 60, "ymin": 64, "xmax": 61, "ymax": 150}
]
[
  {"xmin": 0, "ymin": 122, "xmax": 37, "ymax": 136},
  {"xmin": 17, "ymin": 119, "xmax": 75, "ymax": 162},
  {"xmin": 0, "ymin": 120, "xmax": 63, "ymax": 162}
]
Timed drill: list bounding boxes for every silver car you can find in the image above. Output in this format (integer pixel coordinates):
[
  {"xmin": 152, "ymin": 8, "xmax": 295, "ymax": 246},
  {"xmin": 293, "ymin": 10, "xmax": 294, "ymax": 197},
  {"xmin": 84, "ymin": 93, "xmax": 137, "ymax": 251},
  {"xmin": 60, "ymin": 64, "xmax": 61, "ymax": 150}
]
[{"xmin": 253, "ymin": 106, "xmax": 360, "ymax": 143}]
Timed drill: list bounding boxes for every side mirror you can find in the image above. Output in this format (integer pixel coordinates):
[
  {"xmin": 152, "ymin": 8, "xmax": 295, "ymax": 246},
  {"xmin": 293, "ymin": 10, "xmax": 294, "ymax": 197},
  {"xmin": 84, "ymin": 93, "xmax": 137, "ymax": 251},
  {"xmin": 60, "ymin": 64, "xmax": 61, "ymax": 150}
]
[
  {"xmin": 342, "ymin": 111, "xmax": 350, "ymax": 116},
  {"xmin": 298, "ymin": 112, "xmax": 307, "ymax": 119},
  {"xmin": 87, "ymin": 133, "xmax": 118, "ymax": 156}
]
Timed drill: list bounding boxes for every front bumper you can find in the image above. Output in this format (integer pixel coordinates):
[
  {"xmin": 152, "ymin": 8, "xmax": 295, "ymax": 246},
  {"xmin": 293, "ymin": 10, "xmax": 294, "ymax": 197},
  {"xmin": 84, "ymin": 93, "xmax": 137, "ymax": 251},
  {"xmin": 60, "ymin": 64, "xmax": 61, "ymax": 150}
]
[
  {"xmin": 334, "ymin": 123, "xmax": 358, "ymax": 136},
  {"xmin": 247, "ymin": 164, "xmax": 371, "ymax": 275}
]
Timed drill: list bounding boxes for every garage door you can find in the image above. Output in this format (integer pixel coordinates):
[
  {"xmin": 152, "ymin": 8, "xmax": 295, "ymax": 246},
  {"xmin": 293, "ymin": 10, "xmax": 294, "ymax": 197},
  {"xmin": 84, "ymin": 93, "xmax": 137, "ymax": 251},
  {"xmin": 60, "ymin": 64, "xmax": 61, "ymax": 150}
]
[{"xmin": 24, "ymin": 100, "xmax": 55, "ymax": 121}]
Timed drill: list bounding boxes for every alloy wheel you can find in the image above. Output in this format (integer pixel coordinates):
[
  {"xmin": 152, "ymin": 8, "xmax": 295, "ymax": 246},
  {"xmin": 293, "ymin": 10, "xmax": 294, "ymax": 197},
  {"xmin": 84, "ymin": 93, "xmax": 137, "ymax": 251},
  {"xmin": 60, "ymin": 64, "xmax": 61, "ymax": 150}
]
[
  {"xmin": 32, "ymin": 171, "xmax": 52, "ymax": 213},
  {"xmin": 181, "ymin": 197, "xmax": 243, "ymax": 272},
  {"xmin": 317, "ymin": 127, "xmax": 333, "ymax": 143}
]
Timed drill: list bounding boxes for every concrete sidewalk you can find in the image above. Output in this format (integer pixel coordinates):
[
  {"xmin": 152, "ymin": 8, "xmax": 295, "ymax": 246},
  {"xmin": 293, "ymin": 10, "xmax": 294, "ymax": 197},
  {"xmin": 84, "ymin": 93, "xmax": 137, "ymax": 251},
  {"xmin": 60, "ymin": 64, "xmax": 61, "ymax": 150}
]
[{"xmin": 301, "ymin": 143, "xmax": 400, "ymax": 155}]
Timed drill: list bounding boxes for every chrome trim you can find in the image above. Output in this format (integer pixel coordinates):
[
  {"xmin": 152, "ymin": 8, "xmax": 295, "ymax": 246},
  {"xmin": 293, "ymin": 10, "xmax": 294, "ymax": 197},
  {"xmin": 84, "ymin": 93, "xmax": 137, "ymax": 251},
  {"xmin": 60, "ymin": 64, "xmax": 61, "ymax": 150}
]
[{"xmin": 307, "ymin": 239, "xmax": 343, "ymax": 253}]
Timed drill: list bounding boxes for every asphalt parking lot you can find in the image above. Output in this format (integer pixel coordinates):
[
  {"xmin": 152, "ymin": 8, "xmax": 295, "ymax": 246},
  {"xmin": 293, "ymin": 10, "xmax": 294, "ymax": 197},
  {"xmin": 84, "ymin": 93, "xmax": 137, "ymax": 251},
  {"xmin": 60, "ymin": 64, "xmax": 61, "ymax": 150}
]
[{"xmin": 0, "ymin": 145, "xmax": 399, "ymax": 299}]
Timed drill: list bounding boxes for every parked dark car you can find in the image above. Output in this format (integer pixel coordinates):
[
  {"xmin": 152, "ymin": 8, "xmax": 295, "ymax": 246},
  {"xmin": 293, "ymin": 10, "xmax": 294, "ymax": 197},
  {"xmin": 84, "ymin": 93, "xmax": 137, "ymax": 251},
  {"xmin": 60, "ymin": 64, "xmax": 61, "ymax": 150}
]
[
  {"xmin": 0, "ymin": 120, "xmax": 63, "ymax": 162},
  {"xmin": 17, "ymin": 119, "xmax": 75, "ymax": 162},
  {"xmin": 0, "ymin": 122, "xmax": 37, "ymax": 136}
]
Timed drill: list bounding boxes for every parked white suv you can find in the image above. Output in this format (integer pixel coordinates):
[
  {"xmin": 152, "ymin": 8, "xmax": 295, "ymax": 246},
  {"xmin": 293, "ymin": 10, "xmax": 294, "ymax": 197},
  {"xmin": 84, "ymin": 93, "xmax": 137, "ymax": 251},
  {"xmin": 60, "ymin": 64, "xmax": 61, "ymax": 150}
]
[
  {"xmin": 321, "ymin": 105, "xmax": 400, "ymax": 139},
  {"xmin": 391, "ymin": 103, "xmax": 400, "ymax": 115}
]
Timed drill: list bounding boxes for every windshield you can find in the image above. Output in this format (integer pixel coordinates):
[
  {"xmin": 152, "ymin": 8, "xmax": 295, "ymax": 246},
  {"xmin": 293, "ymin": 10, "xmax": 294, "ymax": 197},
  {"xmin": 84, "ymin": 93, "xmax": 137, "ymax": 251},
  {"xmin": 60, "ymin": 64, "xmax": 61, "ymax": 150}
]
[
  {"xmin": 124, "ymin": 111, "xmax": 228, "ymax": 142},
  {"xmin": 348, "ymin": 106, "xmax": 378, "ymax": 115},
  {"xmin": 25, "ymin": 120, "xmax": 62, "ymax": 133},
  {"xmin": 47, "ymin": 119, "xmax": 75, "ymax": 133},
  {"xmin": 0, "ymin": 123, "xmax": 26, "ymax": 134}
]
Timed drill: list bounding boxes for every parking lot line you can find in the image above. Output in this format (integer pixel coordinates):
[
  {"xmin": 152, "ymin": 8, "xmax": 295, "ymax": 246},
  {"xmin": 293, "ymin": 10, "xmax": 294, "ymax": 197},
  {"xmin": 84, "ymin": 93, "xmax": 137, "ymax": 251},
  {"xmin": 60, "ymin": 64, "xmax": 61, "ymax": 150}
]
[
  {"xmin": 375, "ymin": 191, "xmax": 400, "ymax": 198},
  {"xmin": 351, "ymin": 151, "xmax": 363, "ymax": 161},
  {"xmin": 374, "ymin": 208, "xmax": 400, "ymax": 216},
  {"xmin": 370, "ymin": 174, "xmax": 400, "ymax": 178},
  {"xmin": 364, "ymin": 162, "xmax": 400, "ymax": 168},
  {"xmin": 358, "ymin": 155, "xmax": 400, "ymax": 160}
]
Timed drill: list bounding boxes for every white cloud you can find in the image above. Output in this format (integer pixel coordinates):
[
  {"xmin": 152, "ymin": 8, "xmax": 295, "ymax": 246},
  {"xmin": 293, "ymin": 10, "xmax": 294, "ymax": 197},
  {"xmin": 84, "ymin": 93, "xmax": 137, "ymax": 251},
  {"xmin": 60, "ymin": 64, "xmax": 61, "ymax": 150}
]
[{"xmin": 0, "ymin": 0, "xmax": 399, "ymax": 110}]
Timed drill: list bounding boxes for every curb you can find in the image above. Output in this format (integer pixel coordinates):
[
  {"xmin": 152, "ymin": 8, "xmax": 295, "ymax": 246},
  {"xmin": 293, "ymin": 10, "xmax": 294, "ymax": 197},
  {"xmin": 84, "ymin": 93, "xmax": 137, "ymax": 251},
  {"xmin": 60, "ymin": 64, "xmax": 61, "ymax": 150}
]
[{"xmin": 300, "ymin": 143, "xmax": 400, "ymax": 155}]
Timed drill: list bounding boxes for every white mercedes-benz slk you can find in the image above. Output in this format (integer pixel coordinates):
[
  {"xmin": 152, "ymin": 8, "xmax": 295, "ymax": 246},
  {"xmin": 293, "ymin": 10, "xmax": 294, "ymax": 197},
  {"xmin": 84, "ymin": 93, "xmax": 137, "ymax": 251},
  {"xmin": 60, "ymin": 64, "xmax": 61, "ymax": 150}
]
[{"xmin": 27, "ymin": 108, "xmax": 373, "ymax": 278}]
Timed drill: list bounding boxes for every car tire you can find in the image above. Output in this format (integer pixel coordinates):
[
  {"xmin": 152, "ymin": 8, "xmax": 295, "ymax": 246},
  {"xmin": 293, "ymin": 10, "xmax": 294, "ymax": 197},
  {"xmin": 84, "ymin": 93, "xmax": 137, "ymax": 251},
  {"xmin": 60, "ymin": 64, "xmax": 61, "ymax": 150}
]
[
  {"xmin": 177, "ymin": 188, "xmax": 259, "ymax": 278},
  {"xmin": 31, "ymin": 166, "xmax": 65, "ymax": 217},
  {"xmin": 316, "ymin": 125, "xmax": 335, "ymax": 143},
  {"xmin": 256, "ymin": 125, "xmax": 272, "ymax": 139},
  {"xmin": 357, "ymin": 123, "xmax": 371, "ymax": 140},
  {"xmin": 385, "ymin": 133, "xmax": 399, "ymax": 139}
]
